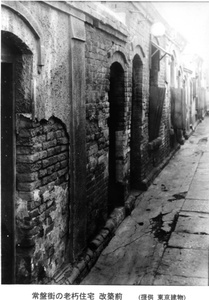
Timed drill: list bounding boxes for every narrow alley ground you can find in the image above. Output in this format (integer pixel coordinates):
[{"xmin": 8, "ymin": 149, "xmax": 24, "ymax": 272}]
[{"xmin": 81, "ymin": 116, "xmax": 209, "ymax": 286}]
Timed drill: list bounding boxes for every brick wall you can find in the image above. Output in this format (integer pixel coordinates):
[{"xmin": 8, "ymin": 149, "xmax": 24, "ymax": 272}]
[
  {"xmin": 85, "ymin": 16, "xmax": 132, "ymax": 239},
  {"xmin": 85, "ymin": 24, "xmax": 112, "ymax": 240},
  {"xmin": 84, "ymin": 1, "xmax": 173, "ymax": 241},
  {"xmin": 130, "ymin": 54, "xmax": 144, "ymax": 187},
  {"xmin": 103, "ymin": 1, "xmax": 176, "ymax": 185},
  {"xmin": 16, "ymin": 115, "xmax": 70, "ymax": 283}
]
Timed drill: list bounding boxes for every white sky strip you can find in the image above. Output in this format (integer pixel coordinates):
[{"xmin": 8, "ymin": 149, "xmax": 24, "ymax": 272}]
[{"xmin": 153, "ymin": 2, "xmax": 209, "ymax": 63}]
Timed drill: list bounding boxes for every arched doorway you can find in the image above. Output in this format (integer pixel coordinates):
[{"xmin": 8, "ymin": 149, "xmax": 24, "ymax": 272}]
[
  {"xmin": 130, "ymin": 54, "xmax": 143, "ymax": 189},
  {"xmin": 1, "ymin": 40, "xmax": 18, "ymax": 284},
  {"xmin": 108, "ymin": 62, "xmax": 125, "ymax": 212},
  {"xmin": 1, "ymin": 32, "xmax": 33, "ymax": 283}
]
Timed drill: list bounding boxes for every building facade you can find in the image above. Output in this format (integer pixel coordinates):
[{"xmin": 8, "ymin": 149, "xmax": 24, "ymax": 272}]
[{"xmin": 1, "ymin": 1, "xmax": 207, "ymax": 284}]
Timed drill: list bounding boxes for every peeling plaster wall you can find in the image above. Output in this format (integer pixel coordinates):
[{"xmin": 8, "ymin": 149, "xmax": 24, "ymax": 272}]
[
  {"xmin": 2, "ymin": 2, "xmax": 71, "ymax": 133},
  {"xmin": 1, "ymin": 1, "xmax": 87, "ymax": 283},
  {"xmin": 1, "ymin": 5, "xmax": 38, "ymax": 67},
  {"xmin": 22, "ymin": 1, "xmax": 71, "ymax": 132},
  {"xmin": 1, "ymin": 6, "xmax": 36, "ymax": 114},
  {"xmin": 15, "ymin": 54, "xmax": 33, "ymax": 113}
]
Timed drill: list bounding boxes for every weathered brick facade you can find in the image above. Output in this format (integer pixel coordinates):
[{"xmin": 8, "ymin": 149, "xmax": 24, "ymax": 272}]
[
  {"xmin": 16, "ymin": 115, "xmax": 70, "ymax": 283},
  {"xmin": 2, "ymin": 1, "xmax": 207, "ymax": 284},
  {"xmin": 85, "ymin": 19, "xmax": 129, "ymax": 238}
]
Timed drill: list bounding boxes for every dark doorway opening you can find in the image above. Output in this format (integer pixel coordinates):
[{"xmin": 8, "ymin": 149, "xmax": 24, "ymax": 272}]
[
  {"xmin": 108, "ymin": 62, "xmax": 125, "ymax": 212},
  {"xmin": 130, "ymin": 55, "xmax": 143, "ymax": 189},
  {"xmin": 1, "ymin": 61, "xmax": 15, "ymax": 283}
]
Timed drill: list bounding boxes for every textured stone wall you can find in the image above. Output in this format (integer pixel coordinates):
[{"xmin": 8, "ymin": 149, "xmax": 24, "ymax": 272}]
[{"xmin": 16, "ymin": 115, "xmax": 70, "ymax": 283}]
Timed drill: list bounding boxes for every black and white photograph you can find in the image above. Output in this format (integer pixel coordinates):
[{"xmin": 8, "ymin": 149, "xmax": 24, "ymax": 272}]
[{"xmin": 1, "ymin": 0, "xmax": 209, "ymax": 298}]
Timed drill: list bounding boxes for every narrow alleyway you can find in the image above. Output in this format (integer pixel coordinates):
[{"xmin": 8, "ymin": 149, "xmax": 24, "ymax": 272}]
[{"xmin": 81, "ymin": 116, "xmax": 209, "ymax": 286}]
